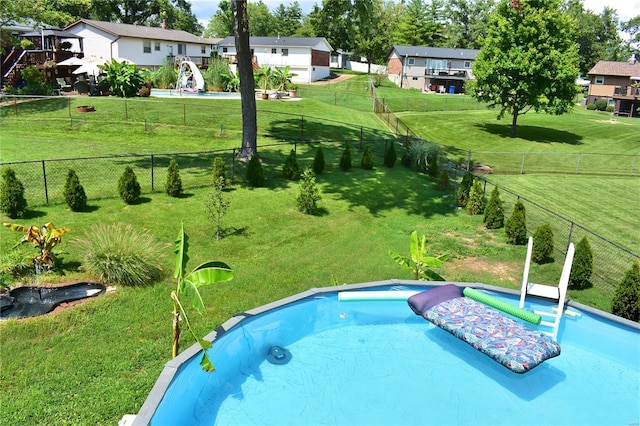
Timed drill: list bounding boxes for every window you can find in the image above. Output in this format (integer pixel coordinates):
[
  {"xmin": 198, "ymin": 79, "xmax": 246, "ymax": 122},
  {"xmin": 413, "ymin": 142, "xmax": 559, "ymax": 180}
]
[
  {"xmin": 201, "ymin": 45, "xmax": 206, "ymax": 54},
  {"xmin": 426, "ymin": 59, "xmax": 447, "ymax": 70},
  {"xmin": 143, "ymin": 41, "xmax": 151, "ymax": 54},
  {"xmin": 154, "ymin": 42, "xmax": 160, "ymax": 51},
  {"xmin": 412, "ymin": 77, "xmax": 418, "ymax": 80},
  {"xmin": 271, "ymin": 48, "xmax": 277, "ymax": 54},
  {"xmin": 177, "ymin": 43, "xmax": 186, "ymax": 55},
  {"xmin": 282, "ymin": 48, "xmax": 288, "ymax": 56},
  {"xmin": 464, "ymin": 61, "xmax": 471, "ymax": 68},
  {"xmin": 595, "ymin": 76, "xmax": 605, "ymax": 85},
  {"xmin": 222, "ymin": 47, "xmax": 228, "ymax": 53},
  {"xmin": 408, "ymin": 58, "xmax": 415, "ymax": 66}
]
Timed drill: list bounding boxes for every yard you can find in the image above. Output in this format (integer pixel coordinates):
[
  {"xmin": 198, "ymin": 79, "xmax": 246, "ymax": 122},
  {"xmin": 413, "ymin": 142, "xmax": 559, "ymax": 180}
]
[{"xmin": 0, "ymin": 82, "xmax": 638, "ymax": 424}]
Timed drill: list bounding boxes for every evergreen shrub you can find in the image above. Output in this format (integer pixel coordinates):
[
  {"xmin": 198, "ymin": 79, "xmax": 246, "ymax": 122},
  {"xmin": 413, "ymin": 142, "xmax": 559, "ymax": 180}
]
[
  {"xmin": 467, "ymin": 179, "xmax": 485, "ymax": 215},
  {"xmin": 63, "ymin": 168, "xmax": 87, "ymax": 211},
  {"xmin": 166, "ymin": 159, "xmax": 183, "ymax": 197},
  {"xmin": 283, "ymin": 149, "xmax": 300, "ymax": 180},
  {"xmin": 246, "ymin": 155, "xmax": 265, "ymax": 187},
  {"xmin": 313, "ymin": 146, "xmax": 325, "ymax": 174},
  {"xmin": 427, "ymin": 155, "xmax": 439, "ymax": 178},
  {"xmin": 605, "ymin": 105, "xmax": 614, "ymax": 112},
  {"xmin": 340, "ymin": 143, "xmax": 352, "ymax": 171},
  {"xmin": 118, "ymin": 166, "xmax": 141, "ymax": 204},
  {"xmin": 569, "ymin": 236, "xmax": 593, "ymax": 289},
  {"xmin": 0, "ymin": 167, "xmax": 27, "ymax": 218},
  {"xmin": 296, "ymin": 167, "xmax": 322, "ymax": 215},
  {"xmin": 456, "ymin": 172, "xmax": 473, "ymax": 207},
  {"xmin": 483, "ymin": 186, "xmax": 504, "ymax": 229},
  {"xmin": 586, "ymin": 103, "xmax": 596, "ymax": 110},
  {"xmin": 611, "ymin": 261, "xmax": 640, "ymax": 322},
  {"xmin": 361, "ymin": 145, "xmax": 374, "ymax": 170},
  {"xmin": 532, "ymin": 223, "xmax": 554, "ymax": 264},
  {"xmin": 384, "ymin": 141, "xmax": 396, "ymax": 168},
  {"xmin": 438, "ymin": 169, "xmax": 449, "ymax": 190},
  {"xmin": 595, "ymin": 98, "xmax": 607, "ymax": 111},
  {"xmin": 505, "ymin": 200, "xmax": 527, "ymax": 245},
  {"xmin": 212, "ymin": 157, "xmax": 226, "ymax": 187}
]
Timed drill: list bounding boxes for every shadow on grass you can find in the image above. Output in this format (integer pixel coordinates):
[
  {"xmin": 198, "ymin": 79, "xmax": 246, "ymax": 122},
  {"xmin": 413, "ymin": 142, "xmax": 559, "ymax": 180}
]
[
  {"xmin": 76, "ymin": 205, "xmax": 100, "ymax": 213},
  {"xmin": 21, "ymin": 209, "xmax": 48, "ymax": 220},
  {"xmin": 130, "ymin": 196, "xmax": 152, "ymax": 205},
  {"xmin": 476, "ymin": 123, "xmax": 583, "ymax": 145}
]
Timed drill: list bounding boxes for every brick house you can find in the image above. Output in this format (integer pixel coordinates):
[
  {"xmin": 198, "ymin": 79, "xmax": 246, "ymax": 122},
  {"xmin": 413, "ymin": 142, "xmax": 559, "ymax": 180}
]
[{"xmin": 386, "ymin": 45, "xmax": 479, "ymax": 94}]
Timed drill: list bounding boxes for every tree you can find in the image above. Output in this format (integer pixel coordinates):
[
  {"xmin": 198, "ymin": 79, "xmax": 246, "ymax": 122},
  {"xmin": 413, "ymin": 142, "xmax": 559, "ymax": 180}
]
[
  {"xmin": 205, "ymin": 0, "xmax": 233, "ymax": 37},
  {"xmin": 445, "ymin": 0, "xmax": 495, "ymax": 49},
  {"xmin": 505, "ymin": 200, "xmax": 527, "ymax": 245},
  {"xmin": 232, "ymin": 0, "xmax": 258, "ymax": 160},
  {"xmin": 63, "ymin": 168, "xmax": 87, "ymax": 212},
  {"xmin": 248, "ymin": 1, "xmax": 276, "ymax": 36},
  {"xmin": 384, "ymin": 141, "xmax": 397, "ymax": 168},
  {"xmin": 611, "ymin": 261, "xmax": 640, "ymax": 322},
  {"xmin": 352, "ymin": 0, "xmax": 399, "ymax": 71},
  {"xmin": 469, "ymin": 0, "xmax": 580, "ymax": 137},
  {"xmin": 283, "ymin": 149, "xmax": 300, "ymax": 180},
  {"xmin": 0, "ymin": 167, "xmax": 27, "ymax": 219},
  {"xmin": 100, "ymin": 59, "xmax": 145, "ymax": 98},
  {"xmin": 272, "ymin": 2, "xmax": 303, "ymax": 36},
  {"xmin": 313, "ymin": 146, "xmax": 326, "ymax": 174},
  {"xmin": 361, "ymin": 144, "xmax": 374, "ymax": 170},
  {"xmin": 166, "ymin": 159, "xmax": 183, "ymax": 197},
  {"xmin": 483, "ymin": 185, "xmax": 504, "ymax": 229},
  {"xmin": 532, "ymin": 223, "xmax": 554, "ymax": 264},
  {"xmin": 205, "ymin": 177, "xmax": 230, "ymax": 240},
  {"xmin": 569, "ymin": 236, "xmax": 593, "ymax": 290},
  {"xmin": 623, "ymin": 15, "xmax": 640, "ymax": 45},
  {"xmin": 456, "ymin": 171, "xmax": 473, "ymax": 207},
  {"xmin": 118, "ymin": 166, "xmax": 141, "ymax": 204},
  {"xmin": 340, "ymin": 142, "xmax": 352, "ymax": 171},
  {"xmin": 466, "ymin": 178, "xmax": 485, "ymax": 215},
  {"xmin": 296, "ymin": 167, "xmax": 322, "ymax": 215}
]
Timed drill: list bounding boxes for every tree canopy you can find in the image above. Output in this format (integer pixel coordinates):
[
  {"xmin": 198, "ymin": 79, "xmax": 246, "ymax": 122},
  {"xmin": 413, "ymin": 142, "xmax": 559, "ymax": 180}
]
[{"xmin": 468, "ymin": 0, "xmax": 580, "ymax": 137}]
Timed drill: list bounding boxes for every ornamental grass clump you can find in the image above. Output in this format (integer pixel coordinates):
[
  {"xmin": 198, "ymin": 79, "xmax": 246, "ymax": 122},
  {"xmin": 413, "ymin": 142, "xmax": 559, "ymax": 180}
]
[
  {"xmin": 166, "ymin": 159, "xmax": 183, "ymax": 197},
  {"xmin": 0, "ymin": 167, "xmax": 27, "ymax": 219},
  {"xmin": 73, "ymin": 223, "xmax": 167, "ymax": 286},
  {"xmin": 63, "ymin": 168, "xmax": 87, "ymax": 212},
  {"xmin": 118, "ymin": 166, "xmax": 141, "ymax": 204}
]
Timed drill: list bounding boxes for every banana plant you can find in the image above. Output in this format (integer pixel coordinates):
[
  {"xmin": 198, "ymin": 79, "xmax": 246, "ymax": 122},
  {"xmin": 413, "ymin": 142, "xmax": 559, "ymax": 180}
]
[
  {"xmin": 3, "ymin": 222, "xmax": 70, "ymax": 273},
  {"xmin": 389, "ymin": 230, "xmax": 448, "ymax": 281},
  {"xmin": 172, "ymin": 223, "xmax": 233, "ymax": 372}
]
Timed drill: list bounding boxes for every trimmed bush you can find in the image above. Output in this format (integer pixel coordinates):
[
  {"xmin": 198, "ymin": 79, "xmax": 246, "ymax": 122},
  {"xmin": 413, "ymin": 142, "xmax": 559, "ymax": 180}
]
[
  {"xmin": 118, "ymin": 166, "xmax": 141, "ymax": 204},
  {"xmin": 595, "ymin": 98, "xmax": 608, "ymax": 111},
  {"xmin": 605, "ymin": 105, "xmax": 614, "ymax": 112},
  {"xmin": 246, "ymin": 155, "xmax": 264, "ymax": 187},
  {"xmin": 361, "ymin": 145, "xmax": 374, "ymax": 170},
  {"xmin": 437, "ymin": 169, "xmax": 449, "ymax": 190},
  {"xmin": 63, "ymin": 168, "xmax": 87, "ymax": 211},
  {"xmin": 384, "ymin": 141, "xmax": 396, "ymax": 168},
  {"xmin": 73, "ymin": 223, "xmax": 167, "ymax": 286},
  {"xmin": 282, "ymin": 149, "xmax": 300, "ymax": 180},
  {"xmin": 456, "ymin": 171, "xmax": 473, "ymax": 207},
  {"xmin": 339, "ymin": 143, "xmax": 352, "ymax": 171},
  {"xmin": 0, "ymin": 168, "xmax": 27, "ymax": 219},
  {"xmin": 505, "ymin": 200, "xmax": 527, "ymax": 245},
  {"xmin": 569, "ymin": 236, "xmax": 593, "ymax": 290},
  {"xmin": 483, "ymin": 186, "xmax": 504, "ymax": 229},
  {"xmin": 532, "ymin": 224, "xmax": 554, "ymax": 264},
  {"xmin": 426, "ymin": 155, "xmax": 439, "ymax": 178},
  {"xmin": 165, "ymin": 159, "xmax": 183, "ymax": 197},
  {"xmin": 467, "ymin": 179, "xmax": 485, "ymax": 215},
  {"xmin": 313, "ymin": 146, "xmax": 325, "ymax": 174},
  {"xmin": 611, "ymin": 260, "xmax": 640, "ymax": 322},
  {"xmin": 586, "ymin": 103, "xmax": 596, "ymax": 110},
  {"xmin": 212, "ymin": 157, "xmax": 226, "ymax": 187},
  {"xmin": 296, "ymin": 167, "xmax": 322, "ymax": 215}
]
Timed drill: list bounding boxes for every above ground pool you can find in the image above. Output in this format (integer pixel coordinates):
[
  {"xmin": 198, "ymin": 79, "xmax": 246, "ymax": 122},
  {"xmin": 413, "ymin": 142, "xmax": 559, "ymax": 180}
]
[
  {"xmin": 133, "ymin": 281, "xmax": 640, "ymax": 426},
  {"xmin": 150, "ymin": 89, "xmax": 241, "ymax": 99}
]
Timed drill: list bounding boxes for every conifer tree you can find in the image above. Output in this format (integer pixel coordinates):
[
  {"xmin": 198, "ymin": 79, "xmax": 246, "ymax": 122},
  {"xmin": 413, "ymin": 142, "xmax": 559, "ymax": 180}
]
[
  {"xmin": 63, "ymin": 168, "xmax": 87, "ymax": 211},
  {"xmin": 532, "ymin": 223, "xmax": 554, "ymax": 264},
  {"xmin": 0, "ymin": 167, "xmax": 27, "ymax": 218},
  {"xmin": 611, "ymin": 261, "xmax": 640, "ymax": 322},
  {"xmin": 467, "ymin": 179, "xmax": 485, "ymax": 215},
  {"xmin": 282, "ymin": 149, "xmax": 300, "ymax": 180},
  {"xmin": 456, "ymin": 171, "xmax": 473, "ymax": 207},
  {"xmin": 569, "ymin": 236, "xmax": 593, "ymax": 289},
  {"xmin": 483, "ymin": 186, "xmax": 504, "ymax": 229},
  {"xmin": 246, "ymin": 155, "xmax": 264, "ymax": 187},
  {"xmin": 438, "ymin": 169, "xmax": 449, "ymax": 190},
  {"xmin": 118, "ymin": 166, "xmax": 141, "ymax": 204},
  {"xmin": 340, "ymin": 143, "xmax": 352, "ymax": 171},
  {"xmin": 166, "ymin": 159, "xmax": 183, "ymax": 197},
  {"xmin": 361, "ymin": 145, "xmax": 374, "ymax": 170},
  {"xmin": 384, "ymin": 140, "xmax": 396, "ymax": 168},
  {"xmin": 212, "ymin": 157, "xmax": 226, "ymax": 187},
  {"xmin": 296, "ymin": 167, "xmax": 321, "ymax": 215},
  {"xmin": 505, "ymin": 200, "xmax": 527, "ymax": 245},
  {"xmin": 313, "ymin": 146, "xmax": 325, "ymax": 174}
]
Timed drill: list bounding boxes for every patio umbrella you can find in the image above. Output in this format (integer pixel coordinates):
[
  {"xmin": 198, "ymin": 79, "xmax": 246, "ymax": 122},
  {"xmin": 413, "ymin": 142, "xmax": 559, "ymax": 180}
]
[
  {"xmin": 57, "ymin": 56, "xmax": 85, "ymax": 67},
  {"xmin": 72, "ymin": 56, "xmax": 105, "ymax": 76}
]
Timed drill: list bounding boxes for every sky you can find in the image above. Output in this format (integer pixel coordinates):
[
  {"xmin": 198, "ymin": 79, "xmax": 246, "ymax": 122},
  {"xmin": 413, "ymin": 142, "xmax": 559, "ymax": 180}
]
[{"xmin": 190, "ymin": 0, "xmax": 640, "ymax": 26}]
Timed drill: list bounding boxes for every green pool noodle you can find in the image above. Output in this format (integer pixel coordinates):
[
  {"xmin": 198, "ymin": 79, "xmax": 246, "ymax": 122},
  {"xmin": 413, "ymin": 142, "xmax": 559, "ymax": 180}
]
[{"xmin": 463, "ymin": 287, "xmax": 542, "ymax": 325}]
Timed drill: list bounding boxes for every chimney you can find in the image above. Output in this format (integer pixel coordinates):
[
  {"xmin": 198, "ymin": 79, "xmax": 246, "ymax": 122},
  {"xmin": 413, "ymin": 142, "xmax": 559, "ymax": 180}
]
[
  {"xmin": 630, "ymin": 53, "xmax": 637, "ymax": 65},
  {"xmin": 162, "ymin": 19, "xmax": 166, "ymax": 29}
]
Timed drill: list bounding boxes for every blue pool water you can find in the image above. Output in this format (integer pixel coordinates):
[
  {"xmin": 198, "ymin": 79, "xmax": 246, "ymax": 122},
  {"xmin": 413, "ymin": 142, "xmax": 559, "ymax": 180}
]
[
  {"xmin": 150, "ymin": 89, "xmax": 240, "ymax": 99},
  {"xmin": 144, "ymin": 285, "xmax": 640, "ymax": 425}
]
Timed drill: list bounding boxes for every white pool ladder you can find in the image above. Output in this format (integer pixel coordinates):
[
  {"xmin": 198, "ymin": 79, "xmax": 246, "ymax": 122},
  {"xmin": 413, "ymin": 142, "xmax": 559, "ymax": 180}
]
[{"xmin": 519, "ymin": 237, "xmax": 575, "ymax": 342}]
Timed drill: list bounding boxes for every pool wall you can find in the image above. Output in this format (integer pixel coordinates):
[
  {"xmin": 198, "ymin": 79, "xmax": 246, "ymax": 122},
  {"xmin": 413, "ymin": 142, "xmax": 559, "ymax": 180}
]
[{"xmin": 131, "ymin": 279, "xmax": 640, "ymax": 426}]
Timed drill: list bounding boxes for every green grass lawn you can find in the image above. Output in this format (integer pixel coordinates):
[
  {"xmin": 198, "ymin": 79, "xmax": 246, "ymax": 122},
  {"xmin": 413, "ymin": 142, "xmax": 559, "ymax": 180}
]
[{"xmin": 0, "ymin": 82, "xmax": 638, "ymax": 425}]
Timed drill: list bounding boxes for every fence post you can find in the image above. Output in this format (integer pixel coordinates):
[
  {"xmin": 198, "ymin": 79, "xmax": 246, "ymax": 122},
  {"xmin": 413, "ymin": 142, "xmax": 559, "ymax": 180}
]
[
  {"xmin": 13, "ymin": 97, "xmax": 18, "ymax": 116},
  {"xmin": 567, "ymin": 221, "xmax": 575, "ymax": 247},
  {"xmin": 68, "ymin": 98, "xmax": 72, "ymax": 122},
  {"xmin": 41, "ymin": 160, "xmax": 49, "ymax": 205},
  {"xmin": 520, "ymin": 153, "xmax": 526, "ymax": 174},
  {"xmin": 575, "ymin": 153, "xmax": 581, "ymax": 174},
  {"xmin": 151, "ymin": 154, "xmax": 155, "ymax": 192}
]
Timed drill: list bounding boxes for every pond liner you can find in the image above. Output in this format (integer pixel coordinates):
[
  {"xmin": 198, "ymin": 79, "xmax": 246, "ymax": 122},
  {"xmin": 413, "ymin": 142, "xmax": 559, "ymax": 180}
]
[{"xmin": 0, "ymin": 282, "xmax": 106, "ymax": 319}]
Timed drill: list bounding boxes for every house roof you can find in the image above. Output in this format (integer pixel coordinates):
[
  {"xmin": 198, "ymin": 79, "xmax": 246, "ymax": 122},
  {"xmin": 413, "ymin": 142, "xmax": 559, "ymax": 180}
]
[
  {"xmin": 587, "ymin": 60, "xmax": 640, "ymax": 77},
  {"xmin": 217, "ymin": 36, "xmax": 332, "ymax": 51},
  {"xmin": 64, "ymin": 19, "xmax": 218, "ymax": 44},
  {"xmin": 389, "ymin": 45, "xmax": 479, "ymax": 60}
]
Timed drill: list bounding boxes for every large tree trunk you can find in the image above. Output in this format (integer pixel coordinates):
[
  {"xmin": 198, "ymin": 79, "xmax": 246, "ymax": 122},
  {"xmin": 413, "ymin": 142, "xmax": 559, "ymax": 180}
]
[
  {"xmin": 510, "ymin": 106, "xmax": 519, "ymax": 137},
  {"xmin": 232, "ymin": 0, "xmax": 257, "ymax": 160}
]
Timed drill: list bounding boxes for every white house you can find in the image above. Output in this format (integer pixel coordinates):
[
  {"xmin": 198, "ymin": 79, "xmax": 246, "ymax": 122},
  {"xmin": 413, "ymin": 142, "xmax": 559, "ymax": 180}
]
[
  {"xmin": 387, "ymin": 45, "xmax": 479, "ymax": 94},
  {"xmin": 215, "ymin": 36, "xmax": 333, "ymax": 83},
  {"xmin": 63, "ymin": 19, "xmax": 220, "ymax": 69}
]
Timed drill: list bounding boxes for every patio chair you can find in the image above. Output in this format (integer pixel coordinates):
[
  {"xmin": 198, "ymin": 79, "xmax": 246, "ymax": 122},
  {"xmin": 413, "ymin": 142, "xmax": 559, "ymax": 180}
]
[
  {"xmin": 74, "ymin": 80, "xmax": 90, "ymax": 94},
  {"xmin": 56, "ymin": 78, "xmax": 72, "ymax": 92}
]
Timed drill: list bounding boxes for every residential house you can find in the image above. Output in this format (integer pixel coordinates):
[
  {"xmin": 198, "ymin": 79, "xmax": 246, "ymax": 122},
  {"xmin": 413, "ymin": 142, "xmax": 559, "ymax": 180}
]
[
  {"xmin": 387, "ymin": 45, "xmax": 479, "ymax": 94},
  {"xmin": 63, "ymin": 19, "xmax": 220, "ymax": 70},
  {"xmin": 587, "ymin": 56, "xmax": 640, "ymax": 117},
  {"xmin": 214, "ymin": 36, "xmax": 332, "ymax": 83}
]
